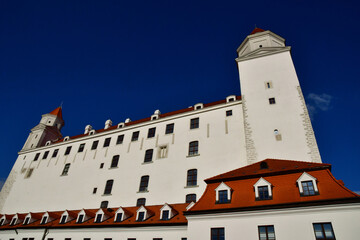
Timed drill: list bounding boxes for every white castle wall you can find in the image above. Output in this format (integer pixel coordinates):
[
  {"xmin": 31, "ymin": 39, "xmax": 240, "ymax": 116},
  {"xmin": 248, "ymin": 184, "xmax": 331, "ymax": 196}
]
[{"xmin": 0, "ymin": 100, "xmax": 246, "ymax": 213}]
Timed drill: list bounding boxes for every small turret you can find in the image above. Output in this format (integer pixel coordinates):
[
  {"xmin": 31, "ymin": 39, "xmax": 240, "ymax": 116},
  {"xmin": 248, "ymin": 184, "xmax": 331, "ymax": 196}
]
[{"xmin": 22, "ymin": 107, "xmax": 65, "ymax": 150}]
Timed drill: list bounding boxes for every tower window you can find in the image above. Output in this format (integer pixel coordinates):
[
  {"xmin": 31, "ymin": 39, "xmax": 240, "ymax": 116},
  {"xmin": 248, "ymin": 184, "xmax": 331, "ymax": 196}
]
[
  {"xmin": 131, "ymin": 131, "xmax": 140, "ymax": 141},
  {"xmin": 100, "ymin": 201, "xmax": 108, "ymax": 209},
  {"xmin": 103, "ymin": 138, "xmax": 111, "ymax": 147},
  {"xmin": 43, "ymin": 151, "xmax": 49, "ymax": 159},
  {"xmin": 190, "ymin": 118, "xmax": 199, "ymax": 129},
  {"xmin": 258, "ymin": 225, "xmax": 276, "ymax": 240},
  {"xmin": 211, "ymin": 228, "xmax": 225, "ymax": 240},
  {"xmin": 226, "ymin": 110, "xmax": 232, "ymax": 116},
  {"xmin": 61, "ymin": 164, "xmax": 71, "ymax": 176},
  {"xmin": 269, "ymin": 98, "xmax": 276, "ymax": 104},
  {"xmin": 188, "ymin": 141, "xmax": 199, "ymax": 156},
  {"xmin": 139, "ymin": 176, "xmax": 149, "ymax": 192},
  {"xmin": 186, "ymin": 194, "xmax": 196, "ymax": 203},
  {"xmin": 187, "ymin": 169, "xmax": 197, "ymax": 186},
  {"xmin": 147, "ymin": 127, "xmax": 156, "ymax": 138},
  {"xmin": 91, "ymin": 140, "xmax": 99, "ymax": 150},
  {"xmin": 111, "ymin": 155, "xmax": 119, "ymax": 168},
  {"xmin": 165, "ymin": 123, "xmax": 174, "ymax": 134},
  {"xmin": 64, "ymin": 146, "xmax": 72, "ymax": 155},
  {"xmin": 52, "ymin": 149, "xmax": 59, "ymax": 158},
  {"xmin": 104, "ymin": 180, "xmax": 114, "ymax": 195},
  {"xmin": 144, "ymin": 149, "xmax": 153, "ymax": 163},
  {"xmin": 313, "ymin": 223, "xmax": 335, "ymax": 240},
  {"xmin": 136, "ymin": 198, "xmax": 146, "ymax": 206},
  {"xmin": 116, "ymin": 135, "xmax": 124, "ymax": 144},
  {"xmin": 34, "ymin": 153, "xmax": 40, "ymax": 161},
  {"xmin": 78, "ymin": 143, "xmax": 85, "ymax": 152}
]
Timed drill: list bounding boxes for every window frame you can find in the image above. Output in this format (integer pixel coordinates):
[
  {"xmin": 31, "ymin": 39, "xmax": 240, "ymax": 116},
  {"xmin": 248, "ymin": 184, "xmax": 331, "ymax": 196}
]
[
  {"xmin": 136, "ymin": 198, "xmax": 146, "ymax": 206},
  {"xmin": 91, "ymin": 140, "xmax": 99, "ymax": 150},
  {"xmin": 103, "ymin": 137, "xmax": 111, "ymax": 147},
  {"xmin": 313, "ymin": 222, "xmax": 336, "ymax": 240},
  {"xmin": 64, "ymin": 146, "xmax": 72, "ymax": 155},
  {"xmin": 139, "ymin": 176, "xmax": 149, "ymax": 192},
  {"xmin": 188, "ymin": 141, "xmax": 199, "ymax": 156},
  {"xmin": 110, "ymin": 155, "xmax": 119, "ymax": 168},
  {"xmin": 186, "ymin": 194, "xmax": 196, "ymax": 203},
  {"xmin": 52, "ymin": 149, "xmax": 59, "ymax": 158},
  {"xmin": 211, "ymin": 227, "xmax": 225, "ymax": 240},
  {"xmin": 42, "ymin": 151, "xmax": 49, "ymax": 159},
  {"xmin": 186, "ymin": 169, "xmax": 197, "ymax": 187},
  {"xmin": 61, "ymin": 163, "xmax": 71, "ymax": 176},
  {"xmin": 116, "ymin": 134, "xmax": 124, "ymax": 144},
  {"xmin": 165, "ymin": 123, "xmax": 174, "ymax": 134},
  {"xmin": 103, "ymin": 180, "xmax": 114, "ymax": 195},
  {"xmin": 144, "ymin": 149, "xmax": 153, "ymax": 163},
  {"xmin": 190, "ymin": 118, "xmax": 199, "ymax": 129},
  {"xmin": 78, "ymin": 143, "xmax": 85, "ymax": 152},
  {"xmin": 226, "ymin": 110, "xmax": 232, "ymax": 117},
  {"xmin": 258, "ymin": 225, "xmax": 276, "ymax": 240},
  {"xmin": 147, "ymin": 127, "xmax": 156, "ymax": 138},
  {"xmin": 131, "ymin": 131, "xmax": 140, "ymax": 141}
]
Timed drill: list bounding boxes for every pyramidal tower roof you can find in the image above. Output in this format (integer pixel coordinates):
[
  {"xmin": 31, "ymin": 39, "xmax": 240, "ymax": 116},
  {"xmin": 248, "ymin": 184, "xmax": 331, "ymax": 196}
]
[
  {"xmin": 49, "ymin": 107, "xmax": 63, "ymax": 119},
  {"xmin": 250, "ymin": 27, "xmax": 265, "ymax": 35}
]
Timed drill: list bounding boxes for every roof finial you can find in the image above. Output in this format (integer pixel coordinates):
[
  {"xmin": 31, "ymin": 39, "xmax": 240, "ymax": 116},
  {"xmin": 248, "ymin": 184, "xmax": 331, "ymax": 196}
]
[
  {"xmin": 60, "ymin": 101, "xmax": 63, "ymax": 109},
  {"xmin": 255, "ymin": 24, "xmax": 257, "ymax": 28}
]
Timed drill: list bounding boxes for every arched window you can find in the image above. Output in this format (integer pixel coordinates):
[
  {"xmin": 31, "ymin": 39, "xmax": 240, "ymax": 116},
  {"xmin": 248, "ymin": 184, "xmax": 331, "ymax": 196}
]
[
  {"xmin": 188, "ymin": 141, "xmax": 199, "ymax": 156},
  {"xmin": 187, "ymin": 169, "xmax": 197, "ymax": 186},
  {"xmin": 104, "ymin": 180, "xmax": 114, "ymax": 195},
  {"xmin": 144, "ymin": 149, "xmax": 153, "ymax": 163},
  {"xmin": 136, "ymin": 198, "xmax": 146, "ymax": 206},
  {"xmin": 139, "ymin": 176, "xmax": 149, "ymax": 192},
  {"xmin": 186, "ymin": 194, "xmax": 196, "ymax": 203},
  {"xmin": 111, "ymin": 155, "xmax": 119, "ymax": 168}
]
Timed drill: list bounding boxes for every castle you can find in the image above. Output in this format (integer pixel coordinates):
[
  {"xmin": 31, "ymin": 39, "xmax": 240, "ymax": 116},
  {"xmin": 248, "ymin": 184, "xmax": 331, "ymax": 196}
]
[{"xmin": 0, "ymin": 28, "xmax": 358, "ymax": 240}]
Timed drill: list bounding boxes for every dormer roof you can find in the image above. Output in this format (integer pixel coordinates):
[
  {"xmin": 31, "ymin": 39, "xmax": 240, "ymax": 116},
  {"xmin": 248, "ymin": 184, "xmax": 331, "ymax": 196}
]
[{"xmin": 250, "ymin": 27, "xmax": 265, "ymax": 35}]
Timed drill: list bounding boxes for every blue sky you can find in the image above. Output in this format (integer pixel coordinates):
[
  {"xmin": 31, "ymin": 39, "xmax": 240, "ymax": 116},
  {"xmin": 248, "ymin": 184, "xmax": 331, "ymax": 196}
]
[{"xmin": 0, "ymin": 0, "xmax": 359, "ymax": 192}]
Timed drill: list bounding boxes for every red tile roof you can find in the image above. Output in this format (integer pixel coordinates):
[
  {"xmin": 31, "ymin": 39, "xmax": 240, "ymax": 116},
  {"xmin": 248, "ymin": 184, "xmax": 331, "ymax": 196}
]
[
  {"xmin": 187, "ymin": 160, "xmax": 359, "ymax": 214},
  {"xmin": 49, "ymin": 107, "xmax": 63, "ymax": 119},
  {"xmin": 0, "ymin": 203, "xmax": 189, "ymax": 230},
  {"xmin": 250, "ymin": 27, "xmax": 265, "ymax": 35},
  {"xmin": 54, "ymin": 96, "xmax": 241, "ymax": 144}
]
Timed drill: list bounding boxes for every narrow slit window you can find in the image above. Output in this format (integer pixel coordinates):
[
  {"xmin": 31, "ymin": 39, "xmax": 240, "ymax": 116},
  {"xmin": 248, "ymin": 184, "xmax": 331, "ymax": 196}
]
[{"xmin": 61, "ymin": 164, "xmax": 71, "ymax": 176}]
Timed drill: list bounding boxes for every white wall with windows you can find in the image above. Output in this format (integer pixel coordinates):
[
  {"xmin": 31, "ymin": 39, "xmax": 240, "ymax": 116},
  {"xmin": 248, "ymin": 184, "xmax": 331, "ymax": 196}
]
[{"xmin": 186, "ymin": 204, "xmax": 360, "ymax": 240}]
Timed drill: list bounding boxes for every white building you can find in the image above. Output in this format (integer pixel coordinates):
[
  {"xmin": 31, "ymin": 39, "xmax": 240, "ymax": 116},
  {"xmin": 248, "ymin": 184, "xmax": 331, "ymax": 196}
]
[{"xmin": 0, "ymin": 28, "xmax": 358, "ymax": 240}]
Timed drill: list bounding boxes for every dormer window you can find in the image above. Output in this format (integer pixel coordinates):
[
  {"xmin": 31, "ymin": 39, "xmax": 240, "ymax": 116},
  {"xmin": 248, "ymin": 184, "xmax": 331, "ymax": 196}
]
[
  {"xmin": 151, "ymin": 115, "xmax": 159, "ymax": 120},
  {"xmin": 160, "ymin": 204, "xmax": 174, "ymax": 221},
  {"xmin": 215, "ymin": 182, "xmax": 232, "ymax": 204},
  {"xmin": 254, "ymin": 177, "xmax": 272, "ymax": 200},
  {"xmin": 194, "ymin": 103, "xmax": 203, "ymax": 110},
  {"xmin": 137, "ymin": 212, "xmax": 145, "ymax": 221},
  {"xmin": 115, "ymin": 212, "xmax": 123, "ymax": 222},
  {"xmin": 89, "ymin": 130, "xmax": 95, "ymax": 135},
  {"xmin": 41, "ymin": 216, "xmax": 48, "ymax": 225},
  {"xmin": 0, "ymin": 218, "xmax": 4, "ymax": 226},
  {"xmin": 95, "ymin": 214, "xmax": 103, "ymax": 223},
  {"xmin": 117, "ymin": 123, "xmax": 125, "ymax": 128},
  {"xmin": 161, "ymin": 210, "xmax": 169, "ymax": 220},
  {"xmin": 297, "ymin": 172, "xmax": 319, "ymax": 196},
  {"xmin": 23, "ymin": 217, "xmax": 30, "ymax": 225},
  {"xmin": 77, "ymin": 214, "xmax": 84, "ymax": 223},
  {"xmin": 64, "ymin": 136, "xmax": 70, "ymax": 142},
  {"xmin": 10, "ymin": 218, "xmax": 17, "ymax": 226},
  {"xmin": 60, "ymin": 215, "xmax": 67, "ymax": 224},
  {"xmin": 226, "ymin": 95, "xmax": 236, "ymax": 103},
  {"xmin": 45, "ymin": 141, "xmax": 51, "ymax": 146}
]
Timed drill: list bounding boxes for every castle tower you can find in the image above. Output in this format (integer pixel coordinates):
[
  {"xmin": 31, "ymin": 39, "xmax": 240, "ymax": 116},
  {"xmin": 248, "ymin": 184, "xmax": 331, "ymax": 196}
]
[
  {"xmin": 22, "ymin": 107, "xmax": 64, "ymax": 150},
  {"xmin": 236, "ymin": 28, "xmax": 321, "ymax": 164}
]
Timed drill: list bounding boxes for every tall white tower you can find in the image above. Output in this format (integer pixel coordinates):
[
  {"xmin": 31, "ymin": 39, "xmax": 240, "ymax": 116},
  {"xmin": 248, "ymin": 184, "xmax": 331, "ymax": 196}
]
[
  {"xmin": 22, "ymin": 107, "xmax": 64, "ymax": 150},
  {"xmin": 236, "ymin": 28, "xmax": 321, "ymax": 164}
]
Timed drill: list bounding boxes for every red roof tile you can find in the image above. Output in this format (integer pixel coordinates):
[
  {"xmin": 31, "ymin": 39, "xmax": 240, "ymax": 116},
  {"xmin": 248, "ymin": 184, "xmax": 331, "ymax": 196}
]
[{"xmin": 49, "ymin": 107, "xmax": 63, "ymax": 119}]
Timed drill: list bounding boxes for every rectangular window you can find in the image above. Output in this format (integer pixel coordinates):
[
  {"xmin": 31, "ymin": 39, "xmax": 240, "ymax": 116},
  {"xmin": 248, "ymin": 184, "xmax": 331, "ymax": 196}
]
[
  {"xmin": 61, "ymin": 163, "xmax": 71, "ymax": 176},
  {"xmin": 43, "ymin": 151, "xmax": 49, "ymax": 159},
  {"xmin": 188, "ymin": 141, "xmax": 199, "ymax": 156},
  {"xmin": 258, "ymin": 225, "xmax": 275, "ymax": 240},
  {"xmin": 84, "ymin": 238, "xmax": 91, "ymax": 240},
  {"xmin": 91, "ymin": 140, "xmax": 99, "ymax": 150},
  {"xmin": 153, "ymin": 239, "xmax": 163, "ymax": 240},
  {"xmin": 104, "ymin": 238, "xmax": 112, "ymax": 240},
  {"xmin": 25, "ymin": 168, "xmax": 34, "ymax": 178},
  {"xmin": 187, "ymin": 169, "xmax": 197, "ymax": 186},
  {"xmin": 93, "ymin": 188, "xmax": 97, "ymax": 194},
  {"xmin": 60, "ymin": 215, "xmax": 67, "ymax": 224},
  {"xmin": 302, "ymin": 181, "xmax": 316, "ymax": 196},
  {"xmin": 128, "ymin": 239, "xmax": 136, "ymax": 240},
  {"xmin": 131, "ymin": 131, "xmax": 139, "ymax": 141},
  {"xmin": 52, "ymin": 149, "xmax": 59, "ymax": 158},
  {"xmin": 104, "ymin": 180, "xmax": 114, "ymax": 195},
  {"xmin": 41, "ymin": 216, "xmax": 48, "ymax": 224},
  {"xmin": 190, "ymin": 118, "xmax": 199, "ymax": 129},
  {"xmin": 211, "ymin": 228, "xmax": 225, "ymax": 240},
  {"xmin": 103, "ymin": 137, "xmax": 111, "ymax": 147},
  {"xmin": 111, "ymin": 155, "xmax": 119, "ymax": 168},
  {"xmin": 78, "ymin": 143, "xmax": 85, "ymax": 152},
  {"xmin": 218, "ymin": 190, "xmax": 229, "ymax": 203},
  {"xmin": 34, "ymin": 153, "xmax": 40, "ymax": 161},
  {"xmin": 116, "ymin": 135, "xmax": 124, "ymax": 144},
  {"xmin": 186, "ymin": 194, "xmax": 196, "ymax": 203},
  {"xmin": 161, "ymin": 210, "xmax": 169, "ymax": 220},
  {"xmin": 258, "ymin": 186, "xmax": 270, "ymax": 200},
  {"xmin": 313, "ymin": 223, "xmax": 336, "ymax": 240},
  {"xmin": 95, "ymin": 214, "xmax": 103, "ymax": 223},
  {"xmin": 139, "ymin": 176, "xmax": 149, "ymax": 192},
  {"xmin": 144, "ymin": 149, "xmax": 153, "ymax": 163},
  {"xmin": 147, "ymin": 127, "xmax": 156, "ymax": 138},
  {"xmin": 137, "ymin": 212, "xmax": 145, "ymax": 221},
  {"xmin": 65, "ymin": 238, "xmax": 71, "ymax": 240},
  {"xmin": 115, "ymin": 213, "xmax": 123, "ymax": 222},
  {"xmin": 64, "ymin": 146, "xmax": 72, "ymax": 155},
  {"xmin": 269, "ymin": 98, "xmax": 276, "ymax": 104},
  {"xmin": 226, "ymin": 110, "xmax": 232, "ymax": 116},
  {"xmin": 165, "ymin": 123, "xmax": 174, "ymax": 134},
  {"xmin": 136, "ymin": 198, "xmax": 146, "ymax": 206}
]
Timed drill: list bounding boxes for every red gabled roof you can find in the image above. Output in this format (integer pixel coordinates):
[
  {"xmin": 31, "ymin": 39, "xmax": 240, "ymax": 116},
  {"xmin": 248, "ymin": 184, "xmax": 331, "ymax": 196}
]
[
  {"xmin": 49, "ymin": 107, "xmax": 63, "ymax": 119},
  {"xmin": 206, "ymin": 159, "xmax": 331, "ymax": 183},
  {"xmin": 188, "ymin": 160, "xmax": 359, "ymax": 214},
  {"xmin": 250, "ymin": 27, "xmax": 265, "ymax": 35}
]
